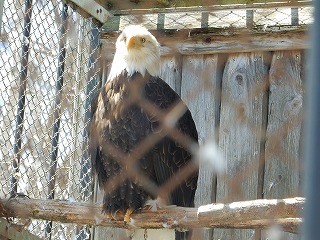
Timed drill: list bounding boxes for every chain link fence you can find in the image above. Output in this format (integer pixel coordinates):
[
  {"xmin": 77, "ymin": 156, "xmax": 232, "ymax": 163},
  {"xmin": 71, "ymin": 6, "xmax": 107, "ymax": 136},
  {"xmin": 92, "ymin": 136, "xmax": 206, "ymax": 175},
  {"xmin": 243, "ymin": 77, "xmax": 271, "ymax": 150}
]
[
  {"xmin": 108, "ymin": 2, "xmax": 312, "ymax": 30},
  {"xmin": 1, "ymin": 0, "xmax": 100, "ymax": 238},
  {"xmin": 0, "ymin": 0, "xmax": 312, "ymax": 239}
]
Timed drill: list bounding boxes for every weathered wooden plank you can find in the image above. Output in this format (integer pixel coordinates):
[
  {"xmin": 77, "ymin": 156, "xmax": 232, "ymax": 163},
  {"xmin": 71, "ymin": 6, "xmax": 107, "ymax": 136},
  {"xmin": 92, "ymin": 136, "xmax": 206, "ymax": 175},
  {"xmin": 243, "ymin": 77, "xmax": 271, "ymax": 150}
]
[
  {"xmin": 101, "ymin": 27, "xmax": 309, "ymax": 60},
  {"xmin": 159, "ymin": 55, "xmax": 182, "ymax": 93},
  {"xmin": 215, "ymin": 52, "xmax": 270, "ymax": 240},
  {"xmin": 96, "ymin": 0, "xmax": 311, "ymax": 12},
  {"xmin": 263, "ymin": 50, "xmax": 303, "ymax": 198},
  {"xmin": 176, "ymin": 31, "xmax": 308, "ymax": 55},
  {"xmin": 94, "ymin": 225, "xmax": 128, "ymax": 240},
  {"xmin": 181, "ymin": 54, "xmax": 225, "ymax": 239},
  {"xmin": 0, "ymin": 218, "xmax": 43, "ymax": 240},
  {"xmin": 262, "ymin": 51, "xmax": 303, "ymax": 240},
  {"xmin": 132, "ymin": 229, "xmax": 175, "ymax": 240}
]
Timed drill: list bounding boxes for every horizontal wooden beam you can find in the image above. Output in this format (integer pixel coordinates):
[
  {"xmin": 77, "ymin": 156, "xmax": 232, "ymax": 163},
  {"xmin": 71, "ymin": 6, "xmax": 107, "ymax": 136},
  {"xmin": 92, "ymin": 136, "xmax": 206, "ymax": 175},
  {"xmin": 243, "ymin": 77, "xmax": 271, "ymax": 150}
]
[
  {"xmin": 96, "ymin": 0, "xmax": 311, "ymax": 12},
  {"xmin": 63, "ymin": 0, "xmax": 112, "ymax": 23},
  {"xmin": 100, "ymin": 26, "xmax": 309, "ymax": 60},
  {"xmin": 107, "ymin": 1, "xmax": 312, "ymax": 16},
  {"xmin": 0, "ymin": 197, "xmax": 304, "ymax": 233}
]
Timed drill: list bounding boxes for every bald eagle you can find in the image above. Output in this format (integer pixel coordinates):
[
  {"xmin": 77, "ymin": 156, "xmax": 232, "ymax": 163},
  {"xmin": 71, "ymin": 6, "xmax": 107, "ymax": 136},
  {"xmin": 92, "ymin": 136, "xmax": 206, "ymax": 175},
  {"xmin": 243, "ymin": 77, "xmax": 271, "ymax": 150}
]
[{"xmin": 89, "ymin": 25, "xmax": 198, "ymax": 239}]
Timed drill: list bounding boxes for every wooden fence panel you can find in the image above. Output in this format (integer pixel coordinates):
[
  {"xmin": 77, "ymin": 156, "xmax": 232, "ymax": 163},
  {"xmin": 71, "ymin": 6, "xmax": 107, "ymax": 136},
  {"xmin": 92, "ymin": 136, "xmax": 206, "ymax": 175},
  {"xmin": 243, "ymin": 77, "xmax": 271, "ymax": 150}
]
[
  {"xmin": 94, "ymin": 51, "xmax": 303, "ymax": 240},
  {"xmin": 180, "ymin": 54, "xmax": 224, "ymax": 239},
  {"xmin": 214, "ymin": 52, "xmax": 270, "ymax": 240},
  {"xmin": 160, "ymin": 56, "xmax": 183, "ymax": 93},
  {"xmin": 262, "ymin": 50, "xmax": 303, "ymax": 240}
]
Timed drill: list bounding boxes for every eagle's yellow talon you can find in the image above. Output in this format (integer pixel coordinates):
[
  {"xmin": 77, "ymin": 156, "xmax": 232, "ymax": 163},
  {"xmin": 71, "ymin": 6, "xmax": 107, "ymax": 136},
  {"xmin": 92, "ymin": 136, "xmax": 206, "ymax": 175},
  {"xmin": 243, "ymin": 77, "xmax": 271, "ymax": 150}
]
[
  {"xmin": 124, "ymin": 208, "xmax": 134, "ymax": 223},
  {"xmin": 111, "ymin": 210, "xmax": 121, "ymax": 220}
]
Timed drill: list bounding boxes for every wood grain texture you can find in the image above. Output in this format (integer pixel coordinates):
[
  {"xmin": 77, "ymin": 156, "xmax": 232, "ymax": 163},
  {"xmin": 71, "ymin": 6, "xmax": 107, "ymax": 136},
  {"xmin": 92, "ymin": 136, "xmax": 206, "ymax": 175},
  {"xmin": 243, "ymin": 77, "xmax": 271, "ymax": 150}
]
[
  {"xmin": 0, "ymin": 197, "xmax": 303, "ymax": 231},
  {"xmin": 215, "ymin": 52, "xmax": 270, "ymax": 240},
  {"xmin": 263, "ymin": 50, "xmax": 303, "ymax": 198},
  {"xmin": 262, "ymin": 51, "xmax": 303, "ymax": 240},
  {"xmin": 159, "ymin": 55, "xmax": 182, "ymax": 93},
  {"xmin": 101, "ymin": 28, "xmax": 308, "ymax": 60},
  {"xmin": 177, "ymin": 30, "xmax": 308, "ymax": 55},
  {"xmin": 96, "ymin": 42, "xmax": 304, "ymax": 240},
  {"xmin": 181, "ymin": 54, "xmax": 225, "ymax": 239},
  {"xmin": 95, "ymin": 0, "xmax": 310, "ymax": 11},
  {"xmin": 0, "ymin": 218, "xmax": 43, "ymax": 240}
]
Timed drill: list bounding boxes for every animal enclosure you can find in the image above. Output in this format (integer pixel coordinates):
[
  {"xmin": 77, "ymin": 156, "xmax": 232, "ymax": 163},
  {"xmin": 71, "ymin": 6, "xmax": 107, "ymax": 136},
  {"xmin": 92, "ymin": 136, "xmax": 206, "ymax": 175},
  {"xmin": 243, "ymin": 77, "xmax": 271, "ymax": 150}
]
[{"xmin": 0, "ymin": 0, "xmax": 310, "ymax": 239}]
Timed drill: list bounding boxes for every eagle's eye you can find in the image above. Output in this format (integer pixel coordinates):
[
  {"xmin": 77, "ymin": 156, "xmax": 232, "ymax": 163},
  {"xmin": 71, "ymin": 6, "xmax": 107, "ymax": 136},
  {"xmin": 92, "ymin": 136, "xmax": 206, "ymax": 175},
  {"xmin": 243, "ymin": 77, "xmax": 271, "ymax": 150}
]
[{"xmin": 140, "ymin": 38, "xmax": 146, "ymax": 43}]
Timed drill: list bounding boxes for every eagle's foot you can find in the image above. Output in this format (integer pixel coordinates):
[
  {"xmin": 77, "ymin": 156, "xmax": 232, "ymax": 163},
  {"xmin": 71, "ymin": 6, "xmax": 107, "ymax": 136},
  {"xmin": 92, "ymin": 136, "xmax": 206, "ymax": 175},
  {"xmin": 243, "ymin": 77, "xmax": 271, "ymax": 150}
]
[
  {"xmin": 124, "ymin": 208, "xmax": 134, "ymax": 224},
  {"xmin": 101, "ymin": 212, "xmax": 118, "ymax": 220},
  {"xmin": 99, "ymin": 204, "xmax": 121, "ymax": 221},
  {"xmin": 144, "ymin": 197, "xmax": 166, "ymax": 212},
  {"xmin": 110, "ymin": 210, "xmax": 122, "ymax": 221}
]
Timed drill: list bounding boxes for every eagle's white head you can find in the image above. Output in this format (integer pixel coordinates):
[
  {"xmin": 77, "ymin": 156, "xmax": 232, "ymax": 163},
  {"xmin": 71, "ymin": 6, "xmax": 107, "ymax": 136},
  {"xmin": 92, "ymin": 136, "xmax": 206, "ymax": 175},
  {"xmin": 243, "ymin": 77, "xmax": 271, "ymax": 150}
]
[{"xmin": 107, "ymin": 25, "xmax": 161, "ymax": 81}]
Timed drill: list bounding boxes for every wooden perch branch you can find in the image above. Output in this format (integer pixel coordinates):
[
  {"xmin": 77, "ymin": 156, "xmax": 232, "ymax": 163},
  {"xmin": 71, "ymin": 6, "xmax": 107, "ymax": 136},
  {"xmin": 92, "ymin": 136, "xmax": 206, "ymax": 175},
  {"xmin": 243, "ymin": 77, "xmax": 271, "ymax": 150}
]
[{"xmin": 0, "ymin": 197, "xmax": 303, "ymax": 233}]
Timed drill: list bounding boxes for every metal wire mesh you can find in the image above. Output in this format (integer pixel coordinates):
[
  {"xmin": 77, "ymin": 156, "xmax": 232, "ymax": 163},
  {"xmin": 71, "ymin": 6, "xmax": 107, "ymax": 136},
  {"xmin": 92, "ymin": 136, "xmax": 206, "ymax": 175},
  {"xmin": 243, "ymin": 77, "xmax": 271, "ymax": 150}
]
[
  {"xmin": 114, "ymin": 3, "xmax": 313, "ymax": 30},
  {"xmin": 1, "ymin": 0, "xmax": 100, "ymax": 239},
  {"xmin": 0, "ymin": 0, "xmax": 312, "ymax": 239}
]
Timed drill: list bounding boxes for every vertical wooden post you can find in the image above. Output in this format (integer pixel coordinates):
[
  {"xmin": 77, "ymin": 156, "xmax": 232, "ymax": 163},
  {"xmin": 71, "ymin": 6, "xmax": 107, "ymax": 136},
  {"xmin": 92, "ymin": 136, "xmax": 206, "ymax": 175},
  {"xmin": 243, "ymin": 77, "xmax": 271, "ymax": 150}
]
[
  {"xmin": 262, "ymin": 51, "xmax": 303, "ymax": 240},
  {"xmin": 215, "ymin": 52, "xmax": 270, "ymax": 240},
  {"xmin": 181, "ymin": 54, "xmax": 224, "ymax": 239}
]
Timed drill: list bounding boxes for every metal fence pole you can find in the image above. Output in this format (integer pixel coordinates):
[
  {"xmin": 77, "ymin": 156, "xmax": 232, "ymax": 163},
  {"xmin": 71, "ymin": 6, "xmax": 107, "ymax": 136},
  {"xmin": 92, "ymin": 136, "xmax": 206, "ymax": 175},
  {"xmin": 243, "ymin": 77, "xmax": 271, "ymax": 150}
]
[
  {"xmin": 11, "ymin": 0, "xmax": 33, "ymax": 195},
  {"xmin": 45, "ymin": 3, "xmax": 68, "ymax": 239},
  {"xmin": 291, "ymin": 8, "xmax": 299, "ymax": 25},
  {"xmin": 76, "ymin": 24, "xmax": 101, "ymax": 240},
  {"xmin": 291, "ymin": 0, "xmax": 299, "ymax": 25},
  {"xmin": 157, "ymin": 13, "xmax": 165, "ymax": 30},
  {"xmin": 303, "ymin": 1, "xmax": 320, "ymax": 240},
  {"xmin": 246, "ymin": 9, "xmax": 254, "ymax": 28},
  {"xmin": 0, "ymin": 0, "xmax": 4, "ymax": 33},
  {"xmin": 79, "ymin": 24, "xmax": 100, "ymax": 204},
  {"xmin": 201, "ymin": 12, "xmax": 209, "ymax": 29}
]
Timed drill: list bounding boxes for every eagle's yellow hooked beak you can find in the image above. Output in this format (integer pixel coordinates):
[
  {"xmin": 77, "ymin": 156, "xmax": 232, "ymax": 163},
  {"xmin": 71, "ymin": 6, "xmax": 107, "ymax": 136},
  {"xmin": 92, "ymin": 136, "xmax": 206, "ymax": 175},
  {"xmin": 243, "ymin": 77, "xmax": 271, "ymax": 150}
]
[{"xmin": 127, "ymin": 36, "xmax": 143, "ymax": 50}]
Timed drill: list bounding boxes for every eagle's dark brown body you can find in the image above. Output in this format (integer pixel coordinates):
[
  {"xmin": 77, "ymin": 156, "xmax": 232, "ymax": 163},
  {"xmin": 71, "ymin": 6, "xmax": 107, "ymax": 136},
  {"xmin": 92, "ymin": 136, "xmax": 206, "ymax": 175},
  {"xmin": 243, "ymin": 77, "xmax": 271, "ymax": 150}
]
[{"xmin": 89, "ymin": 70, "xmax": 198, "ymax": 220}]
